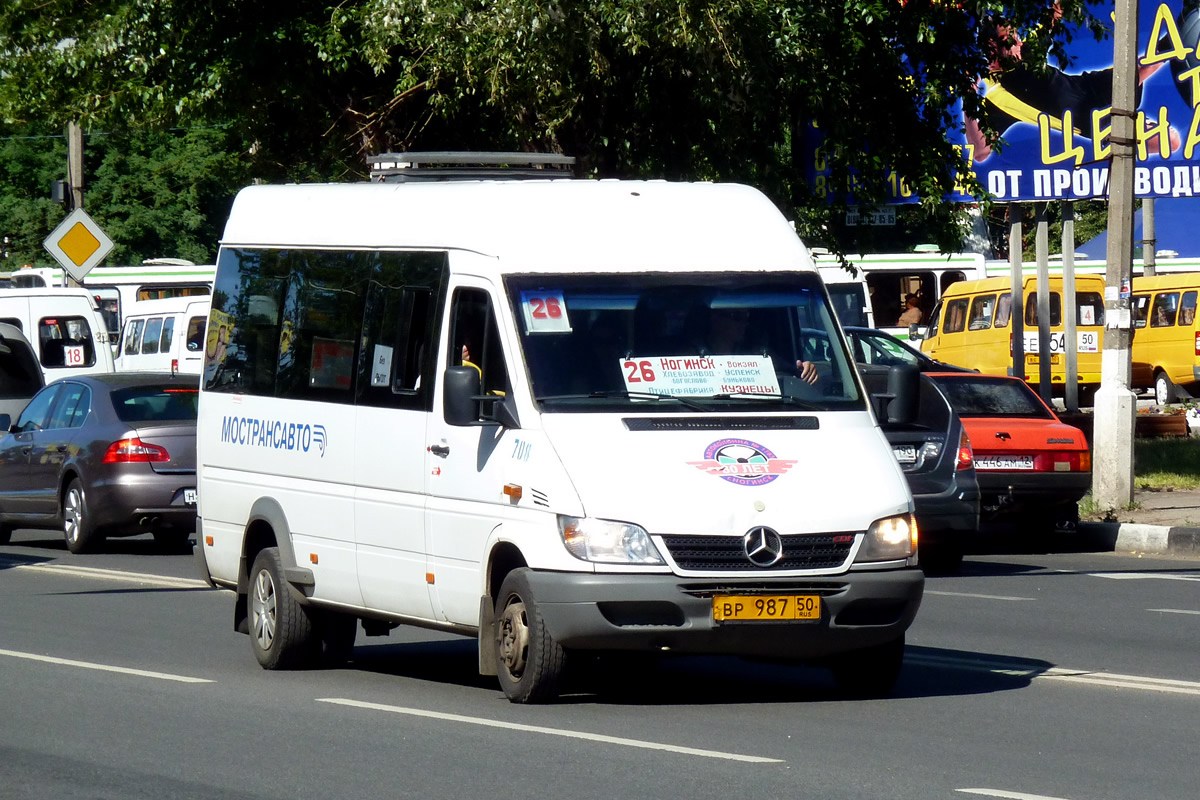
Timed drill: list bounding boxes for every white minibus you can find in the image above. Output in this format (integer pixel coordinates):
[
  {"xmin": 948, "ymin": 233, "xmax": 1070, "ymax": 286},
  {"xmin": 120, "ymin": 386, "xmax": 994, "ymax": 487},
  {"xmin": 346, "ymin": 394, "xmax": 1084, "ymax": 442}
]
[
  {"xmin": 0, "ymin": 288, "xmax": 115, "ymax": 383},
  {"xmin": 196, "ymin": 164, "xmax": 925, "ymax": 703},
  {"xmin": 115, "ymin": 296, "xmax": 210, "ymax": 376}
]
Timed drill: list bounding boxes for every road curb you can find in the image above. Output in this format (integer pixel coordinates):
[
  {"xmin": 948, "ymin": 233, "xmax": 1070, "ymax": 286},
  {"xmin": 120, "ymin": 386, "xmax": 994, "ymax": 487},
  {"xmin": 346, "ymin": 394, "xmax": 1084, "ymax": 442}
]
[{"xmin": 1077, "ymin": 521, "xmax": 1200, "ymax": 555}]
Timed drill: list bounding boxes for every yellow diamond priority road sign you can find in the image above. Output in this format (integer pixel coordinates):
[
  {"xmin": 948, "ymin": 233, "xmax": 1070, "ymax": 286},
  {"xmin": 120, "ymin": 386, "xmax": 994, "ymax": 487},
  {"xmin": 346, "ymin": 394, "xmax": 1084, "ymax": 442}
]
[{"xmin": 42, "ymin": 209, "xmax": 114, "ymax": 282}]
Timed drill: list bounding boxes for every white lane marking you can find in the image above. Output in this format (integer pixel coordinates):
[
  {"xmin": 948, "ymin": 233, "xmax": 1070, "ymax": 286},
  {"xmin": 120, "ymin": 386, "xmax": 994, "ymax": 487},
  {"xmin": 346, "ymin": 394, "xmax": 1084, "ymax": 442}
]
[
  {"xmin": 9, "ymin": 562, "xmax": 208, "ymax": 590},
  {"xmin": 909, "ymin": 654, "xmax": 1200, "ymax": 696},
  {"xmin": 959, "ymin": 790, "xmax": 1076, "ymax": 800},
  {"xmin": 926, "ymin": 590, "xmax": 1035, "ymax": 601},
  {"xmin": 317, "ymin": 698, "xmax": 783, "ymax": 763},
  {"xmin": 1149, "ymin": 608, "xmax": 1200, "ymax": 616},
  {"xmin": 0, "ymin": 648, "xmax": 213, "ymax": 683},
  {"xmin": 1087, "ymin": 572, "xmax": 1200, "ymax": 582}
]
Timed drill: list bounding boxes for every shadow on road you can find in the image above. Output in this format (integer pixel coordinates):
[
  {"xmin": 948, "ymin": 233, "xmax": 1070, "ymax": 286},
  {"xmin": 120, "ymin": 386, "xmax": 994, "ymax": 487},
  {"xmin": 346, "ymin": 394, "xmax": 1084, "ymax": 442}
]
[
  {"xmin": 345, "ymin": 638, "xmax": 1056, "ymax": 705},
  {"xmin": 2, "ymin": 530, "xmax": 193, "ymax": 557},
  {"xmin": 0, "ymin": 552, "xmax": 56, "ymax": 570}
]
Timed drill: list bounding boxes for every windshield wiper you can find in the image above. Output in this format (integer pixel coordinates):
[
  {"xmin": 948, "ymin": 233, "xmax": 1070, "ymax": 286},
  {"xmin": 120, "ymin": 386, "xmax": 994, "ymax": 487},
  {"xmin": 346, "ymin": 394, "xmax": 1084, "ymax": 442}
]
[
  {"xmin": 537, "ymin": 390, "xmax": 713, "ymax": 412},
  {"xmin": 706, "ymin": 392, "xmax": 823, "ymax": 410}
]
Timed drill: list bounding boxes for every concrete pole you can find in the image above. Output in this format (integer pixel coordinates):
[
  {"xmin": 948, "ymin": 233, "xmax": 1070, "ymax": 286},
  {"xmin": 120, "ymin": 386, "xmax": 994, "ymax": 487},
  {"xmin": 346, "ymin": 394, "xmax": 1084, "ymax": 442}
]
[
  {"xmin": 1093, "ymin": 0, "xmax": 1138, "ymax": 511},
  {"xmin": 1035, "ymin": 204, "xmax": 1052, "ymax": 404},
  {"xmin": 1010, "ymin": 205, "xmax": 1025, "ymax": 381},
  {"xmin": 1143, "ymin": 198, "xmax": 1156, "ymax": 277},
  {"xmin": 1063, "ymin": 202, "xmax": 1079, "ymax": 411},
  {"xmin": 66, "ymin": 121, "xmax": 84, "ymax": 288}
]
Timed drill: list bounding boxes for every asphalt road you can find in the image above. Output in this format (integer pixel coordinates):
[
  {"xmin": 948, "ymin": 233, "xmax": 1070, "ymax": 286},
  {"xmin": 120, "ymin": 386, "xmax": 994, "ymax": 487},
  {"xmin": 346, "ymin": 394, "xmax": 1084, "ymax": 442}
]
[{"xmin": 1, "ymin": 527, "xmax": 1198, "ymax": 800}]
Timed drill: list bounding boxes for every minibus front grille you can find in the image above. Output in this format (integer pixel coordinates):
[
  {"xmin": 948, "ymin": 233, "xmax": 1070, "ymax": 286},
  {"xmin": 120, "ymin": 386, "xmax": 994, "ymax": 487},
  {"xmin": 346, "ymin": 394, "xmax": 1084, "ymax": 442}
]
[
  {"xmin": 658, "ymin": 533, "xmax": 853, "ymax": 571},
  {"xmin": 676, "ymin": 582, "xmax": 849, "ymax": 598},
  {"xmin": 623, "ymin": 416, "xmax": 818, "ymax": 431}
]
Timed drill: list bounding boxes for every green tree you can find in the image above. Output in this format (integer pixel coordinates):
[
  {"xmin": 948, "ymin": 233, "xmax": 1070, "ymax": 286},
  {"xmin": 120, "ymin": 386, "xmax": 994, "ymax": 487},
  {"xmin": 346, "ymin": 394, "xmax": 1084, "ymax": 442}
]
[{"xmin": 0, "ymin": 1, "xmax": 1101, "ymax": 255}]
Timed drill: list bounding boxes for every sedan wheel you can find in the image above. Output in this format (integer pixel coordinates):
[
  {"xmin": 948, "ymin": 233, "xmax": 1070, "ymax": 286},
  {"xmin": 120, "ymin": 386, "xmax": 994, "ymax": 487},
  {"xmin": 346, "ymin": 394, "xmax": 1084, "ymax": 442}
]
[{"xmin": 62, "ymin": 479, "xmax": 100, "ymax": 554}]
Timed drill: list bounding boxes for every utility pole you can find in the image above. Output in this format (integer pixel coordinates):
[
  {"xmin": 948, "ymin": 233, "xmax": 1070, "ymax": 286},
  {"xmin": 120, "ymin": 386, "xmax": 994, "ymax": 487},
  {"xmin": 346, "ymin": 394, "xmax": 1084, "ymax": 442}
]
[
  {"xmin": 65, "ymin": 121, "xmax": 84, "ymax": 288},
  {"xmin": 1093, "ymin": 0, "xmax": 1138, "ymax": 511},
  {"xmin": 1063, "ymin": 202, "xmax": 1079, "ymax": 412},
  {"xmin": 1143, "ymin": 198, "xmax": 1156, "ymax": 277},
  {"xmin": 1009, "ymin": 205, "xmax": 1025, "ymax": 382}
]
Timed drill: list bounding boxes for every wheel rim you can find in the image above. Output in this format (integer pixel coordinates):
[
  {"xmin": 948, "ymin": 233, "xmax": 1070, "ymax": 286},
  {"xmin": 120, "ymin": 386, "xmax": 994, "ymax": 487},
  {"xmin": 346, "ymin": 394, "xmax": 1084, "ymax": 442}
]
[
  {"xmin": 497, "ymin": 596, "xmax": 531, "ymax": 678},
  {"xmin": 63, "ymin": 487, "xmax": 83, "ymax": 545},
  {"xmin": 1156, "ymin": 377, "xmax": 1169, "ymax": 405},
  {"xmin": 251, "ymin": 568, "xmax": 277, "ymax": 652}
]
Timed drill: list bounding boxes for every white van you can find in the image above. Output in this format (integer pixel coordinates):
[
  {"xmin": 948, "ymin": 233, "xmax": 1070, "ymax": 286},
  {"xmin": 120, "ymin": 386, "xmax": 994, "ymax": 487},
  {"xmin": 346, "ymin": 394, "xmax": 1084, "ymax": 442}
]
[
  {"xmin": 0, "ymin": 288, "xmax": 115, "ymax": 383},
  {"xmin": 195, "ymin": 168, "xmax": 925, "ymax": 703},
  {"xmin": 116, "ymin": 296, "xmax": 210, "ymax": 375}
]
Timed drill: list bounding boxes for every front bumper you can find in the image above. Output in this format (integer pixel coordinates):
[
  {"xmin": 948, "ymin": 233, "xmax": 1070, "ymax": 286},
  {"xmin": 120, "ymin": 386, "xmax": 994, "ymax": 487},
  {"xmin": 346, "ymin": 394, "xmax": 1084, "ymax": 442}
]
[{"xmin": 524, "ymin": 568, "xmax": 924, "ymax": 660}]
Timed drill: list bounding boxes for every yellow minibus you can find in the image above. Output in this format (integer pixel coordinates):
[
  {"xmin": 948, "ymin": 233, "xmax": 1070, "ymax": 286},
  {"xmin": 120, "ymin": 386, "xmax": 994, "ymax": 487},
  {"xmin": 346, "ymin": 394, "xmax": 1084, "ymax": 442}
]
[{"xmin": 1130, "ymin": 273, "xmax": 1200, "ymax": 404}]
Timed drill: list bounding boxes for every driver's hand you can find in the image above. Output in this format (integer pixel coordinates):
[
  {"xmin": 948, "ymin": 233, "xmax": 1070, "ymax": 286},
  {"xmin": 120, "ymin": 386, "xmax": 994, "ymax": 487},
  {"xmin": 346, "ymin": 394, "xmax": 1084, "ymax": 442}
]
[{"xmin": 796, "ymin": 360, "xmax": 818, "ymax": 385}]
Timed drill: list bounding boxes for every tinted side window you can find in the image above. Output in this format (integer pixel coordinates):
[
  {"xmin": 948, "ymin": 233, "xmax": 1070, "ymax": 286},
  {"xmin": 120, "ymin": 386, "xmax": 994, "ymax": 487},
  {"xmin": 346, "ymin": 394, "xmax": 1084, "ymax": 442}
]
[
  {"xmin": 47, "ymin": 383, "xmax": 89, "ymax": 430},
  {"xmin": 205, "ymin": 248, "xmax": 447, "ymax": 403},
  {"xmin": 142, "ymin": 318, "xmax": 164, "ymax": 354},
  {"xmin": 160, "ymin": 317, "xmax": 176, "ymax": 352},
  {"xmin": 185, "ymin": 317, "xmax": 205, "ymax": 351},
  {"xmin": 926, "ymin": 301, "xmax": 942, "ymax": 337},
  {"xmin": 16, "ymin": 385, "xmax": 62, "ymax": 432},
  {"xmin": 994, "ymin": 293, "xmax": 1012, "ymax": 327},
  {"xmin": 1133, "ymin": 294, "xmax": 1150, "ymax": 329},
  {"xmin": 448, "ymin": 288, "xmax": 511, "ymax": 400},
  {"xmin": 1076, "ymin": 292, "xmax": 1105, "ymax": 326},
  {"xmin": 943, "ymin": 299, "xmax": 969, "ymax": 334},
  {"xmin": 1151, "ymin": 292, "xmax": 1180, "ymax": 328},
  {"xmin": 124, "ymin": 319, "xmax": 145, "ymax": 356},
  {"xmin": 1181, "ymin": 291, "xmax": 1197, "ymax": 326},
  {"xmin": 968, "ymin": 294, "xmax": 996, "ymax": 331}
]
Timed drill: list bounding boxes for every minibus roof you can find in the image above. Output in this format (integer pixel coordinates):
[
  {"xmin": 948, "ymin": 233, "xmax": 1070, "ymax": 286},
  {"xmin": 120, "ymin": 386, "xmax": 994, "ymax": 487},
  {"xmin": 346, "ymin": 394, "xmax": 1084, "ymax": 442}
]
[
  {"xmin": 220, "ymin": 180, "xmax": 814, "ymax": 274},
  {"xmin": 941, "ymin": 274, "xmax": 1106, "ymax": 296}
]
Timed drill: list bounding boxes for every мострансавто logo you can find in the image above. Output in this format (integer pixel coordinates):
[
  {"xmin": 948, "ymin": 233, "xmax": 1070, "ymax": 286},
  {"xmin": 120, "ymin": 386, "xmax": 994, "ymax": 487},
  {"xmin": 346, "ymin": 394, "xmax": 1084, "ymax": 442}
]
[
  {"xmin": 219, "ymin": 415, "xmax": 328, "ymax": 458},
  {"xmin": 688, "ymin": 438, "xmax": 796, "ymax": 486}
]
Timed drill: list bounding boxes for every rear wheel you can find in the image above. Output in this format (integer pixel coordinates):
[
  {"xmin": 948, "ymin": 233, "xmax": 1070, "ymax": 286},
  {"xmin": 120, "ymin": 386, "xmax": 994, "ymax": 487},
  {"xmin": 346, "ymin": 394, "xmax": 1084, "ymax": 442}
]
[
  {"xmin": 830, "ymin": 635, "xmax": 905, "ymax": 698},
  {"xmin": 493, "ymin": 568, "xmax": 566, "ymax": 703},
  {"xmin": 248, "ymin": 547, "xmax": 317, "ymax": 670},
  {"xmin": 1155, "ymin": 371, "xmax": 1177, "ymax": 405},
  {"xmin": 62, "ymin": 479, "xmax": 101, "ymax": 554}
]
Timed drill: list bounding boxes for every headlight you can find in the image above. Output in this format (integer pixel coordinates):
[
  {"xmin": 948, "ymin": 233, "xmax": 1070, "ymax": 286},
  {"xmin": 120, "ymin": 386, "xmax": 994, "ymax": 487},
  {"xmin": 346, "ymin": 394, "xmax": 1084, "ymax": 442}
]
[
  {"xmin": 854, "ymin": 514, "xmax": 917, "ymax": 563},
  {"xmin": 558, "ymin": 516, "xmax": 665, "ymax": 564}
]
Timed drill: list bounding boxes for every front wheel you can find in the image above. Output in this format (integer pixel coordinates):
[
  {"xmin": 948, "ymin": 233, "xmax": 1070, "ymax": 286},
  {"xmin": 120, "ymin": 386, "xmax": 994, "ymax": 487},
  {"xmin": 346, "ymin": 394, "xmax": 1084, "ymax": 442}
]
[
  {"xmin": 248, "ymin": 547, "xmax": 316, "ymax": 670},
  {"xmin": 493, "ymin": 569, "xmax": 566, "ymax": 703},
  {"xmin": 1155, "ymin": 371, "xmax": 1177, "ymax": 406},
  {"xmin": 830, "ymin": 635, "xmax": 905, "ymax": 698},
  {"xmin": 62, "ymin": 479, "xmax": 101, "ymax": 554}
]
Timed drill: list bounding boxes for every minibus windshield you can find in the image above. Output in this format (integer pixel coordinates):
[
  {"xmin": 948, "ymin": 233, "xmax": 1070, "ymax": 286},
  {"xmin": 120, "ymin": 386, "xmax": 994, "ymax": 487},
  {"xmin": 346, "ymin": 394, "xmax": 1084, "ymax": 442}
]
[{"xmin": 504, "ymin": 272, "xmax": 864, "ymax": 413}]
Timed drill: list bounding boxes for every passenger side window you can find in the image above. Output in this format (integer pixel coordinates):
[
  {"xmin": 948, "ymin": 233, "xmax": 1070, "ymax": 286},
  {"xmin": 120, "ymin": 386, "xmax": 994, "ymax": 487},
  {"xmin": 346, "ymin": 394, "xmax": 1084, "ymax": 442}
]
[
  {"xmin": 142, "ymin": 317, "xmax": 164, "ymax": 354},
  {"xmin": 968, "ymin": 295, "xmax": 996, "ymax": 331},
  {"xmin": 1024, "ymin": 292, "xmax": 1062, "ymax": 326},
  {"xmin": 47, "ymin": 383, "xmax": 90, "ymax": 430},
  {"xmin": 160, "ymin": 317, "xmax": 176, "ymax": 353},
  {"xmin": 925, "ymin": 301, "xmax": 942, "ymax": 337},
  {"xmin": 185, "ymin": 317, "xmax": 205, "ymax": 351},
  {"xmin": 994, "ymin": 293, "xmax": 1012, "ymax": 327},
  {"xmin": 15, "ymin": 385, "xmax": 62, "ymax": 433},
  {"xmin": 38, "ymin": 317, "xmax": 96, "ymax": 368},
  {"xmin": 943, "ymin": 299, "xmax": 969, "ymax": 334},
  {"xmin": 124, "ymin": 319, "xmax": 145, "ymax": 356},
  {"xmin": 1132, "ymin": 295, "xmax": 1150, "ymax": 329},
  {"xmin": 448, "ymin": 288, "xmax": 511, "ymax": 399},
  {"xmin": 1181, "ymin": 292, "xmax": 1197, "ymax": 326},
  {"xmin": 1151, "ymin": 292, "xmax": 1180, "ymax": 328}
]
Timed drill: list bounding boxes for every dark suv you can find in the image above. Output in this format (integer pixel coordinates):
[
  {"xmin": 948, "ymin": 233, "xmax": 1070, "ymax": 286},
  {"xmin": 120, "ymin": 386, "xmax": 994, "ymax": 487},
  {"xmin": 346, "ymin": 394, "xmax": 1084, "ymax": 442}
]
[{"xmin": 864, "ymin": 370, "xmax": 980, "ymax": 574}]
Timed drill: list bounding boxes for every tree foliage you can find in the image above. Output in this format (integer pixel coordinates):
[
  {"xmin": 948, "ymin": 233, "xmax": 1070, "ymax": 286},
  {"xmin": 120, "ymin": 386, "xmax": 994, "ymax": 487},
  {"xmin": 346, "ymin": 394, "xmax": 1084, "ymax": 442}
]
[{"xmin": 0, "ymin": 1, "xmax": 1101, "ymax": 256}]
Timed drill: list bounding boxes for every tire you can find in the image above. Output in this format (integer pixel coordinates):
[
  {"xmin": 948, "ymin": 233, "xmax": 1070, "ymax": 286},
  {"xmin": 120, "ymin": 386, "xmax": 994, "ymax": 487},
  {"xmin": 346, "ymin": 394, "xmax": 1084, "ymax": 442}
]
[
  {"xmin": 62, "ymin": 479, "xmax": 102, "ymax": 554},
  {"xmin": 1155, "ymin": 371, "xmax": 1176, "ymax": 405},
  {"xmin": 830, "ymin": 635, "xmax": 905, "ymax": 698},
  {"xmin": 248, "ymin": 547, "xmax": 317, "ymax": 670},
  {"xmin": 919, "ymin": 543, "xmax": 964, "ymax": 576},
  {"xmin": 493, "ymin": 568, "xmax": 566, "ymax": 703}
]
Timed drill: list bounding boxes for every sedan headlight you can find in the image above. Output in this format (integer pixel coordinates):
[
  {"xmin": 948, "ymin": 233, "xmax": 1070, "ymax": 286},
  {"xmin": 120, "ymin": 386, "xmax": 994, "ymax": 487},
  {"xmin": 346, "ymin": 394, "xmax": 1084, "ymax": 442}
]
[
  {"xmin": 854, "ymin": 514, "xmax": 917, "ymax": 563},
  {"xmin": 558, "ymin": 516, "xmax": 665, "ymax": 564}
]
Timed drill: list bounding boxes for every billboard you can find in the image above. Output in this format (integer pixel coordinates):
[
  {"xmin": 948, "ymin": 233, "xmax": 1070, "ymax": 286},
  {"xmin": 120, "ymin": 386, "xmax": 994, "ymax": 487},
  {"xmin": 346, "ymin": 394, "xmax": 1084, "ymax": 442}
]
[{"xmin": 810, "ymin": 1, "xmax": 1200, "ymax": 203}]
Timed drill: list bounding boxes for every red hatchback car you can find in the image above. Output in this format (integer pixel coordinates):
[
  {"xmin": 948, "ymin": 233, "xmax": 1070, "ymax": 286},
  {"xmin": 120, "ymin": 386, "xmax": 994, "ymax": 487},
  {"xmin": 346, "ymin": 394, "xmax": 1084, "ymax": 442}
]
[{"xmin": 927, "ymin": 373, "xmax": 1090, "ymax": 534}]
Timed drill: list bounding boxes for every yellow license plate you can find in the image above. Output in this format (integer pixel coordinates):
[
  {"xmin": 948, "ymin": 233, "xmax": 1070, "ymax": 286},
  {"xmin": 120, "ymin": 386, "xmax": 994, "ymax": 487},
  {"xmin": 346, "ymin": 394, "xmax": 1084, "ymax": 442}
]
[
  {"xmin": 1026, "ymin": 354, "xmax": 1061, "ymax": 365},
  {"xmin": 712, "ymin": 594, "xmax": 821, "ymax": 622}
]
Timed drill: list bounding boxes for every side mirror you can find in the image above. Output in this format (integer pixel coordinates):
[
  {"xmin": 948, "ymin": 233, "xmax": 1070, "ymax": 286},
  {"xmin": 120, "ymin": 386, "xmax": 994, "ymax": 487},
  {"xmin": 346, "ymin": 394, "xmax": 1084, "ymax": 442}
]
[
  {"xmin": 908, "ymin": 323, "xmax": 921, "ymax": 341},
  {"xmin": 444, "ymin": 366, "xmax": 481, "ymax": 426},
  {"xmin": 871, "ymin": 365, "xmax": 921, "ymax": 426}
]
